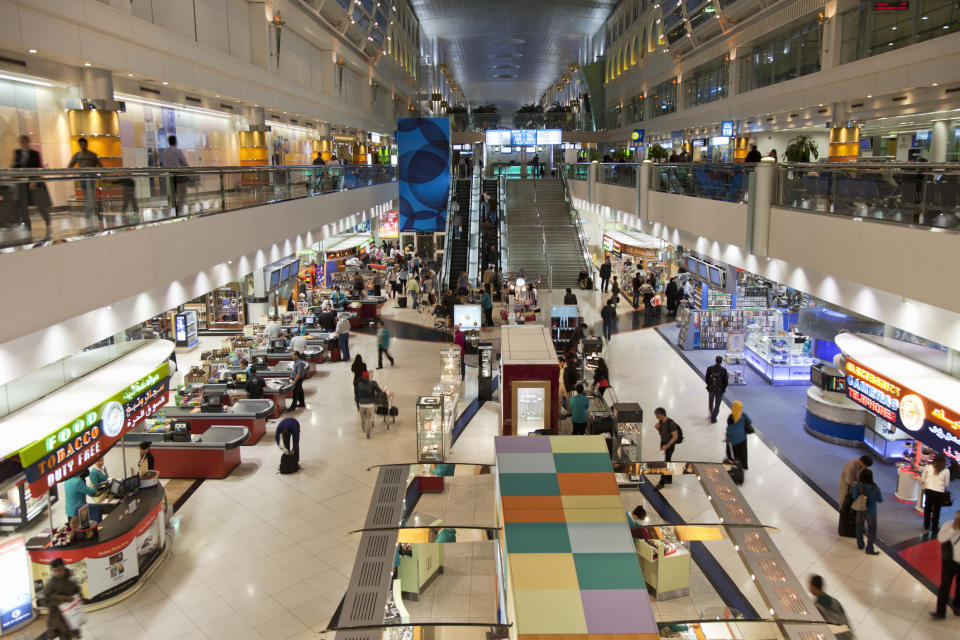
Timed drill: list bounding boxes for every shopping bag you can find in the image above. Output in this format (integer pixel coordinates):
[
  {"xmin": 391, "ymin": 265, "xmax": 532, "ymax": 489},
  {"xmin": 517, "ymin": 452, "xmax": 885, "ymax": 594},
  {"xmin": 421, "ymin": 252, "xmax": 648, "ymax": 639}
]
[{"xmin": 58, "ymin": 596, "xmax": 86, "ymax": 631}]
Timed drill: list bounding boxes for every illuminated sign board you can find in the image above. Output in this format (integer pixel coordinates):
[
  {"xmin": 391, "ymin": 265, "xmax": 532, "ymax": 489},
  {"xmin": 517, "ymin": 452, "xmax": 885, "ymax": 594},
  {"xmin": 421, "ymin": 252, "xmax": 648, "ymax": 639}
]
[
  {"xmin": 379, "ymin": 209, "xmax": 399, "ymax": 238},
  {"xmin": 0, "ymin": 537, "xmax": 33, "ymax": 631},
  {"xmin": 721, "ymin": 121, "xmax": 735, "ymax": 137},
  {"xmin": 874, "ymin": 1, "xmax": 909, "ymax": 9},
  {"xmin": 631, "ymin": 129, "xmax": 645, "ymax": 142},
  {"xmin": 19, "ymin": 362, "xmax": 171, "ymax": 494},
  {"xmin": 484, "ymin": 130, "xmax": 562, "ymax": 146},
  {"xmin": 845, "ymin": 358, "xmax": 960, "ymax": 464}
]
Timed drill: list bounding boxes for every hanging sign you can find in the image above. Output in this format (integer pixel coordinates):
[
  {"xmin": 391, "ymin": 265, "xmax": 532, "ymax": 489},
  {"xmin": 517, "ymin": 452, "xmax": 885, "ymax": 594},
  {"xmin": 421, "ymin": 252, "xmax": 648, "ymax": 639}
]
[
  {"xmin": 844, "ymin": 358, "xmax": 960, "ymax": 463},
  {"xmin": 19, "ymin": 363, "xmax": 171, "ymax": 494}
]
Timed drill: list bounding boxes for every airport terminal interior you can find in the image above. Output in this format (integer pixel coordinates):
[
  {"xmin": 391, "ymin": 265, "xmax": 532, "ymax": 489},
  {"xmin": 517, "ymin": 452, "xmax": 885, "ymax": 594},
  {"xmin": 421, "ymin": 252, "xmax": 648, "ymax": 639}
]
[{"xmin": 3, "ymin": 1, "xmax": 960, "ymax": 639}]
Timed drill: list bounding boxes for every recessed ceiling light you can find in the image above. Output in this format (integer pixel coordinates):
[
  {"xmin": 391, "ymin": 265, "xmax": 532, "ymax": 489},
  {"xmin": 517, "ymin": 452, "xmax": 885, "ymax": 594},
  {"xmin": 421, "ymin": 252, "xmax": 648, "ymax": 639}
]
[
  {"xmin": 866, "ymin": 94, "xmax": 872, "ymax": 98},
  {"xmin": 933, "ymin": 82, "xmax": 939, "ymax": 86},
  {"xmin": 83, "ymin": 62, "xmax": 92, "ymax": 67},
  {"xmin": 28, "ymin": 48, "xmax": 37, "ymax": 54},
  {"xmin": 128, "ymin": 73, "xmax": 134, "ymax": 77},
  {"xmin": 162, "ymin": 81, "xmax": 168, "ymax": 85},
  {"xmin": 215, "ymin": 94, "xmax": 220, "ymax": 98}
]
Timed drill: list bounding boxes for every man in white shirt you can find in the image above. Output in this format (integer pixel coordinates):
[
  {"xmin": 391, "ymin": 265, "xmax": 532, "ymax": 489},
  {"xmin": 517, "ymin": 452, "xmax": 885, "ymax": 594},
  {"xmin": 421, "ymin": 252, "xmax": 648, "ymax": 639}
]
[
  {"xmin": 160, "ymin": 135, "xmax": 189, "ymax": 215},
  {"xmin": 336, "ymin": 313, "xmax": 351, "ymax": 361},
  {"xmin": 289, "ymin": 332, "xmax": 308, "ymax": 354},
  {"xmin": 264, "ymin": 317, "xmax": 282, "ymax": 342}
]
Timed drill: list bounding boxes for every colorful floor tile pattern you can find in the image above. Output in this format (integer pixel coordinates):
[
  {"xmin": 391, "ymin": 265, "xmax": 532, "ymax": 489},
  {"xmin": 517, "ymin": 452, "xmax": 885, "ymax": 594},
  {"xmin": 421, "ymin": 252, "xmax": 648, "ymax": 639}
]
[{"xmin": 494, "ymin": 435, "xmax": 659, "ymax": 640}]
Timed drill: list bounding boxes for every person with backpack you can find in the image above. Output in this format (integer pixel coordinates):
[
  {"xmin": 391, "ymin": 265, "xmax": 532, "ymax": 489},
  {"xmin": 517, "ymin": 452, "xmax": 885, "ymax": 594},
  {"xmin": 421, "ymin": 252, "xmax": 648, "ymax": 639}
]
[
  {"xmin": 850, "ymin": 468, "xmax": 882, "ymax": 555},
  {"xmin": 705, "ymin": 355, "xmax": 729, "ymax": 423},
  {"xmin": 356, "ymin": 371, "xmax": 383, "ymax": 438},
  {"xmin": 932, "ymin": 510, "xmax": 960, "ymax": 619},
  {"xmin": 724, "ymin": 401, "xmax": 752, "ymax": 471},
  {"xmin": 653, "ymin": 408, "xmax": 681, "ymax": 490},
  {"xmin": 600, "ymin": 298, "xmax": 616, "ymax": 342},
  {"xmin": 808, "ymin": 575, "xmax": 854, "ymax": 640},
  {"xmin": 275, "ymin": 417, "xmax": 301, "ymax": 471}
]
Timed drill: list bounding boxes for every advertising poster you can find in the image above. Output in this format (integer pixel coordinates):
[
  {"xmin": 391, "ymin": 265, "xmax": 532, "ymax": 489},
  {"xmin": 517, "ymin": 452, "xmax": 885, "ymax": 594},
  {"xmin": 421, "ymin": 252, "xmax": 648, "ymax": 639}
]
[
  {"xmin": 85, "ymin": 545, "xmax": 138, "ymax": 598},
  {"xmin": 397, "ymin": 117, "xmax": 450, "ymax": 232},
  {"xmin": 0, "ymin": 537, "xmax": 33, "ymax": 631},
  {"xmin": 454, "ymin": 305, "xmax": 482, "ymax": 331},
  {"xmin": 379, "ymin": 210, "xmax": 399, "ymax": 238}
]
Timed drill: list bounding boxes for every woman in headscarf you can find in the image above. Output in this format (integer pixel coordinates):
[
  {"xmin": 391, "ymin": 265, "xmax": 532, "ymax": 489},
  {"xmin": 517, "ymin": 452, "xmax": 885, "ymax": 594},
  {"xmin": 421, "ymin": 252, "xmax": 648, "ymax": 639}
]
[{"xmin": 725, "ymin": 400, "xmax": 752, "ymax": 471}]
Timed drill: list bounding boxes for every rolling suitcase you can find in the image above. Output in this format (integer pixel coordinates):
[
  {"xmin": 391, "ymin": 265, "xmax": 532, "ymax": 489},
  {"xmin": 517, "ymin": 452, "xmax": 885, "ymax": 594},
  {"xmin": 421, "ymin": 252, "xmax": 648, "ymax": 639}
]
[
  {"xmin": 397, "ymin": 296, "xmax": 407, "ymax": 308},
  {"xmin": 724, "ymin": 442, "xmax": 744, "ymax": 485},
  {"xmin": 838, "ymin": 495, "xmax": 857, "ymax": 537},
  {"xmin": 328, "ymin": 345, "xmax": 341, "ymax": 362}
]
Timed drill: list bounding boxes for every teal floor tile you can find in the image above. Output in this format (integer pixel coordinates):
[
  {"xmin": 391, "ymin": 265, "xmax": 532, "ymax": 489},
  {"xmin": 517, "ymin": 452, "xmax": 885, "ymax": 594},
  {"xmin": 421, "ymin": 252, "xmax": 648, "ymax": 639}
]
[
  {"xmin": 498, "ymin": 473, "xmax": 561, "ymax": 496},
  {"xmin": 505, "ymin": 522, "xmax": 572, "ymax": 553},
  {"xmin": 553, "ymin": 452, "xmax": 615, "ymax": 473},
  {"xmin": 573, "ymin": 553, "xmax": 647, "ymax": 590}
]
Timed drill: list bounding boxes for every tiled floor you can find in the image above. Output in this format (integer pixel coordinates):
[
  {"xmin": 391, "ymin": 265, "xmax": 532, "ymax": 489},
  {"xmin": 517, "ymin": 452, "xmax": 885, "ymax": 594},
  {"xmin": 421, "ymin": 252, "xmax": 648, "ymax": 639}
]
[{"xmin": 5, "ymin": 290, "xmax": 956, "ymax": 640}]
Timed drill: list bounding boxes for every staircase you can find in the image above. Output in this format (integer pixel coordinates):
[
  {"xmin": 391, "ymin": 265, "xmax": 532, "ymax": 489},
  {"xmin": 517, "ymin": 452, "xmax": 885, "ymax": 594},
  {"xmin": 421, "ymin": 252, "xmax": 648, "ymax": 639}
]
[
  {"xmin": 505, "ymin": 179, "xmax": 586, "ymax": 288},
  {"xmin": 447, "ymin": 179, "xmax": 471, "ymax": 289},
  {"xmin": 505, "ymin": 181, "xmax": 548, "ymax": 283}
]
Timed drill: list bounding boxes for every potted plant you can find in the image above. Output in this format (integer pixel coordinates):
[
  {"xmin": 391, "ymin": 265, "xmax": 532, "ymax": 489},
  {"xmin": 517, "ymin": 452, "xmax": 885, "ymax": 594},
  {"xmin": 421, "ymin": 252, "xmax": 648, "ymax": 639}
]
[
  {"xmin": 647, "ymin": 143, "xmax": 669, "ymax": 162},
  {"xmin": 513, "ymin": 103, "xmax": 545, "ymax": 129},
  {"xmin": 782, "ymin": 134, "xmax": 819, "ymax": 163}
]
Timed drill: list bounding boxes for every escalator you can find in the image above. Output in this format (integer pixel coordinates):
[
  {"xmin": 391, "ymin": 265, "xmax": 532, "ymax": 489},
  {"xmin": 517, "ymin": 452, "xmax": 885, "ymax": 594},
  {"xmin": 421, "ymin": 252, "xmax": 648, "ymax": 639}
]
[
  {"xmin": 447, "ymin": 178, "xmax": 471, "ymax": 289},
  {"xmin": 480, "ymin": 178, "xmax": 499, "ymax": 271}
]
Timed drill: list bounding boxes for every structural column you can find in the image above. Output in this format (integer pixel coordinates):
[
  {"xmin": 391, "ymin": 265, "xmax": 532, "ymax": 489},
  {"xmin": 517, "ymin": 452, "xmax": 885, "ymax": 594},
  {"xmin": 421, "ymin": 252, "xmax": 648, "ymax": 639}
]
[
  {"xmin": 930, "ymin": 120, "xmax": 950, "ymax": 163},
  {"xmin": 750, "ymin": 157, "xmax": 776, "ymax": 256}
]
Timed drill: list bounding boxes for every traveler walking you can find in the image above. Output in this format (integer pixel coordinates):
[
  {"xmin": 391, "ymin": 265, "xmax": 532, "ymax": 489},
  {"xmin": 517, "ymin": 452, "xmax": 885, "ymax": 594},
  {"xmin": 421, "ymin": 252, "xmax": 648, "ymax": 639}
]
[
  {"xmin": 706, "ymin": 355, "xmax": 729, "ymax": 423},
  {"xmin": 745, "ymin": 144, "xmax": 763, "ymax": 162},
  {"xmin": 376, "ymin": 320, "xmax": 395, "ymax": 368},
  {"xmin": 356, "ymin": 371, "xmax": 383, "ymax": 438},
  {"xmin": 599, "ymin": 257, "xmax": 612, "ymax": 293},
  {"xmin": 931, "ymin": 510, "xmax": 960, "ymax": 619},
  {"xmin": 275, "ymin": 417, "xmax": 301, "ymax": 466},
  {"xmin": 808, "ymin": 575, "xmax": 854, "ymax": 640},
  {"xmin": 611, "ymin": 276, "xmax": 621, "ymax": 306},
  {"xmin": 406, "ymin": 275, "xmax": 420, "ymax": 309},
  {"xmin": 601, "ymin": 298, "xmax": 616, "ymax": 342},
  {"xmin": 725, "ymin": 401, "xmax": 752, "ymax": 470},
  {"xmin": 653, "ymin": 408, "xmax": 681, "ymax": 490},
  {"xmin": 351, "ymin": 355, "xmax": 367, "ymax": 410},
  {"xmin": 453, "ymin": 325, "xmax": 466, "ymax": 379},
  {"xmin": 923, "ymin": 455, "xmax": 951, "ymax": 533},
  {"xmin": 640, "ymin": 280, "xmax": 655, "ymax": 321},
  {"xmin": 43, "ymin": 558, "xmax": 82, "ymax": 639},
  {"xmin": 481, "ymin": 285, "xmax": 494, "ymax": 327},
  {"xmin": 12, "ymin": 134, "xmax": 52, "ymax": 239},
  {"xmin": 563, "ymin": 288, "xmax": 578, "ymax": 305},
  {"xmin": 289, "ymin": 351, "xmax": 308, "ymax": 410},
  {"xmin": 336, "ymin": 312, "xmax": 351, "ymax": 361},
  {"xmin": 387, "ymin": 267, "xmax": 398, "ymax": 299},
  {"xmin": 67, "ymin": 137, "xmax": 102, "ymax": 228},
  {"xmin": 839, "ymin": 455, "xmax": 874, "ymax": 506},
  {"xmin": 160, "ymin": 135, "xmax": 190, "ymax": 215},
  {"xmin": 631, "ymin": 271, "xmax": 642, "ymax": 308},
  {"xmin": 665, "ymin": 277, "xmax": 679, "ymax": 315},
  {"xmin": 562, "ymin": 357, "xmax": 579, "ymax": 414},
  {"xmin": 850, "ymin": 468, "xmax": 882, "ymax": 555},
  {"xmin": 569, "ymin": 384, "xmax": 590, "ymax": 435}
]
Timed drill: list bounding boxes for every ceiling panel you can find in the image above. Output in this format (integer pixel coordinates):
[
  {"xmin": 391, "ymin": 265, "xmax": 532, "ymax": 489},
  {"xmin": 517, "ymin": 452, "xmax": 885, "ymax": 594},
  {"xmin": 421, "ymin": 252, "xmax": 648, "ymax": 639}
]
[{"xmin": 411, "ymin": 0, "xmax": 616, "ymax": 113}]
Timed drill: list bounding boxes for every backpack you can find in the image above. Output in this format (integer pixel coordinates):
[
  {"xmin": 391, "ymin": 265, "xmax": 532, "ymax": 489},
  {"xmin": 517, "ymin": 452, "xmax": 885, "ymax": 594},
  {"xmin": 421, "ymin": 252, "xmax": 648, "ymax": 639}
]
[
  {"xmin": 707, "ymin": 368, "xmax": 725, "ymax": 392},
  {"xmin": 279, "ymin": 453, "xmax": 299, "ymax": 474},
  {"xmin": 671, "ymin": 420, "xmax": 684, "ymax": 444}
]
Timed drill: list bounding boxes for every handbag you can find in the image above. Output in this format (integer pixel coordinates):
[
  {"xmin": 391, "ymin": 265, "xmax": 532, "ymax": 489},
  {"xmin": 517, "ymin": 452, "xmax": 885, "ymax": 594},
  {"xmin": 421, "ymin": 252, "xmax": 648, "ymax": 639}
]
[
  {"xmin": 850, "ymin": 483, "xmax": 868, "ymax": 512},
  {"xmin": 58, "ymin": 595, "xmax": 86, "ymax": 631},
  {"xmin": 744, "ymin": 418, "xmax": 755, "ymax": 435},
  {"xmin": 946, "ymin": 491, "xmax": 954, "ymax": 507}
]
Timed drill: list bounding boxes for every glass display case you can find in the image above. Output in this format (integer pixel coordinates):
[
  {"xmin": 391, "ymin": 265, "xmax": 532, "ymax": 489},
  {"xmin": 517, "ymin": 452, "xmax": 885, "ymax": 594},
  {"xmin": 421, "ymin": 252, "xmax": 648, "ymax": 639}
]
[
  {"xmin": 417, "ymin": 395, "xmax": 447, "ymax": 463},
  {"xmin": 613, "ymin": 403, "xmax": 643, "ymax": 463},
  {"xmin": 478, "ymin": 342, "xmax": 494, "ymax": 400},
  {"xmin": 864, "ymin": 417, "xmax": 911, "ymax": 461},
  {"xmin": 515, "ymin": 386, "xmax": 546, "ymax": 435},
  {"xmin": 0, "ymin": 481, "xmax": 57, "ymax": 532},
  {"xmin": 433, "ymin": 382, "xmax": 459, "ymax": 435},
  {"xmin": 744, "ymin": 331, "xmax": 816, "ymax": 385},
  {"xmin": 440, "ymin": 347, "xmax": 461, "ymax": 385}
]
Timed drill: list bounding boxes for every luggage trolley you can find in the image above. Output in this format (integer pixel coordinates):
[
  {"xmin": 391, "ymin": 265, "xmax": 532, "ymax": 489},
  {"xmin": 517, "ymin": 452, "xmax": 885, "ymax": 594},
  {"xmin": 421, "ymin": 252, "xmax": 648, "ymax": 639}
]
[{"xmin": 374, "ymin": 387, "xmax": 397, "ymax": 428}]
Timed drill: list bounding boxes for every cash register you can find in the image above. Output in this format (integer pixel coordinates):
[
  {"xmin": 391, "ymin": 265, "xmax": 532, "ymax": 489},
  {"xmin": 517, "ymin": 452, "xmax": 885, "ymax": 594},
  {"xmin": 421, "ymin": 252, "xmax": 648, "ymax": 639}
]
[{"xmin": 271, "ymin": 339, "xmax": 287, "ymax": 351}]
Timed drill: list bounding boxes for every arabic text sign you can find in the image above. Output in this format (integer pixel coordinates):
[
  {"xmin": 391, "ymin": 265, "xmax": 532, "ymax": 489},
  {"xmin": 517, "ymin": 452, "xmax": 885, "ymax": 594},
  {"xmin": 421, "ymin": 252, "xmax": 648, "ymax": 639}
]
[{"xmin": 844, "ymin": 358, "xmax": 960, "ymax": 462}]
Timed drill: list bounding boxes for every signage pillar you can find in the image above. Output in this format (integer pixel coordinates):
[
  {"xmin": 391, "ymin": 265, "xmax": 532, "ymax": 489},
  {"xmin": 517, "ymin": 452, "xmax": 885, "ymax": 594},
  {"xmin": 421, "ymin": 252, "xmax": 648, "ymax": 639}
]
[
  {"xmin": 750, "ymin": 157, "xmax": 776, "ymax": 257},
  {"xmin": 638, "ymin": 161, "xmax": 652, "ymax": 224}
]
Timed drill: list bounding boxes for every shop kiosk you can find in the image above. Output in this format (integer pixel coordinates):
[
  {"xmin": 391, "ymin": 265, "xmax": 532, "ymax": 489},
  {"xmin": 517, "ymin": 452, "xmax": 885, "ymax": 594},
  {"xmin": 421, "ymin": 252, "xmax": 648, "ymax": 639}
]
[
  {"xmin": 499, "ymin": 326, "xmax": 559, "ymax": 436},
  {"xmin": 477, "ymin": 342, "xmax": 494, "ymax": 401}
]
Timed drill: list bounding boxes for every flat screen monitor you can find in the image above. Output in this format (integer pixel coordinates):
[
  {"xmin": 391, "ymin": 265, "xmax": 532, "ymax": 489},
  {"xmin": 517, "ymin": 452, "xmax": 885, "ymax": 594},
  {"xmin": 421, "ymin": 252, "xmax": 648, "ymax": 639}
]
[
  {"xmin": 550, "ymin": 305, "xmax": 579, "ymax": 320},
  {"xmin": 110, "ymin": 478, "xmax": 124, "ymax": 498},
  {"xmin": 453, "ymin": 304, "xmax": 482, "ymax": 330},
  {"xmin": 280, "ymin": 265, "xmax": 291, "ymax": 282},
  {"xmin": 173, "ymin": 421, "xmax": 190, "ymax": 434},
  {"xmin": 697, "ymin": 261, "xmax": 709, "ymax": 280},
  {"xmin": 305, "ymin": 315, "xmax": 316, "ymax": 325},
  {"xmin": 254, "ymin": 355, "xmax": 268, "ymax": 365},
  {"xmin": 234, "ymin": 373, "xmax": 247, "ymax": 383},
  {"xmin": 203, "ymin": 393, "xmax": 222, "ymax": 406},
  {"xmin": 686, "ymin": 257, "xmax": 698, "ymax": 274},
  {"xmin": 501, "ymin": 146, "xmax": 512, "ymax": 153},
  {"xmin": 271, "ymin": 340, "xmax": 287, "ymax": 350},
  {"xmin": 123, "ymin": 475, "xmax": 141, "ymax": 493},
  {"xmin": 289, "ymin": 259, "xmax": 300, "ymax": 277},
  {"xmin": 269, "ymin": 269, "xmax": 281, "ymax": 290},
  {"xmin": 708, "ymin": 267, "xmax": 723, "ymax": 287},
  {"xmin": 859, "ymin": 138, "xmax": 872, "ymax": 150}
]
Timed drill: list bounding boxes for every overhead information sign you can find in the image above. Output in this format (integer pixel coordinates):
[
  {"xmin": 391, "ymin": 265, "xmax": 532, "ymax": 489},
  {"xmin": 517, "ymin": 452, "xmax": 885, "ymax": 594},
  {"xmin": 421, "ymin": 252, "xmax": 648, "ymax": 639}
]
[{"xmin": 484, "ymin": 129, "xmax": 562, "ymax": 146}]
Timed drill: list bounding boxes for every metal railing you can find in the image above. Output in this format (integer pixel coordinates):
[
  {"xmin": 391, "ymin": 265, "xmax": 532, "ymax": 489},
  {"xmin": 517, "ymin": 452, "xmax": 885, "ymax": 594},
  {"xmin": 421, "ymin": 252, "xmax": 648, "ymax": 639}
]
[
  {"xmin": 598, "ymin": 163, "xmax": 638, "ymax": 188},
  {"xmin": 557, "ymin": 169, "xmax": 594, "ymax": 286},
  {"xmin": 652, "ymin": 163, "xmax": 753, "ymax": 203},
  {"xmin": 564, "ymin": 163, "xmax": 590, "ymax": 181},
  {"xmin": 498, "ymin": 174, "xmax": 508, "ymax": 272},
  {"xmin": 0, "ymin": 164, "xmax": 396, "ymax": 249}
]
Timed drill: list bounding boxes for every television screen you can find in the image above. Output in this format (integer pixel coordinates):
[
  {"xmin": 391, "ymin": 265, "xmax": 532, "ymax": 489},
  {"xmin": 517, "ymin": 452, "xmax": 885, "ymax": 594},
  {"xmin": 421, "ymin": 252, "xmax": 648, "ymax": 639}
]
[
  {"xmin": 501, "ymin": 146, "xmax": 511, "ymax": 153},
  {"xmin": 280, "ymin": 265, "xmax": 291, "ymax": 282},
  {"xmin": 697, "ymin": 261, "xmax": 709, "ymax": 280},
  {"xmin": 289, "ymin": 260, "xmax": 300, "ymax": 277},
  {"xmin": 269, "ymin": 269, "xmax": 280, "ymax": 289},
  {"xmin": 453, "ymin": 304, "xmax": 482, "ymax": 330},
  {"xmin": 686, "ymin": 257, "xmax": 698, "ymax": 273},
  {"xmin": 708, "ymin": 267, "xmax": 723, "ymax": 287},
  {"xmin": 859, "ymin": 138, "xmax": 872, "ymax": 151},
  {"xmin": 173, "ymin": 421, "xmax": 190, "ymax": 433}
]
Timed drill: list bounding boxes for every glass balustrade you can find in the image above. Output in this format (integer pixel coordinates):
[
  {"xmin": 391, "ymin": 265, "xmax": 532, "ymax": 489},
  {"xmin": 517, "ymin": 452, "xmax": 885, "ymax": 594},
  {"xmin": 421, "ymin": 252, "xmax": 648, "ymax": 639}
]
[
  {"xmin": 653, "ymin": 163, "xmax": 753, "ymax": 203},
  {"xmin": 0, "ymin": 164, "xmax": 396, "ymax": 249}
]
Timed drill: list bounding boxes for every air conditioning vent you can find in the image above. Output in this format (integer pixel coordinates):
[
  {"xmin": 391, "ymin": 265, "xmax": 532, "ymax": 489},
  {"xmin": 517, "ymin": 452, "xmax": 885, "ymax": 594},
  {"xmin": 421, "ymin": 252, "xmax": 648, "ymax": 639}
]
[
  {"xmin": 850, "ymin": 103, "xmax": 863, "ymax": 108},
  {"xmin": 790, "ymin": 113, "xmax": 799, "ymax": 118},
  {"xmin": 219, "ymin": 103, "xmax": 235, "ymax": 110},
  {"xmin": 139, "ymin": 86, "xmax": 161, "ymax": 95},
  {"xmin": 816, "ymin": 108, "xmax": 828, "ymax": 113},
  {"xmin": 892, "ymin": 96, "xmax": 907, "ymax": 102},
  {"xmin": 945, "ymin": 87, "xmax": 960, "ymax": 94},
  {"xmin": 0, "ymin": 55, "xmax": 27, "ymax": 67}
]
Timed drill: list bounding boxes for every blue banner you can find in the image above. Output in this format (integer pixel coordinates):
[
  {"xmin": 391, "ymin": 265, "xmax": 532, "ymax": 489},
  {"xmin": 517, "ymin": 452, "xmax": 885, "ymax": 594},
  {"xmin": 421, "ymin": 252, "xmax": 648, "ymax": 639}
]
[{"xmin": 398, "ymin": 117, "xmax": 450, "ymax": 232}]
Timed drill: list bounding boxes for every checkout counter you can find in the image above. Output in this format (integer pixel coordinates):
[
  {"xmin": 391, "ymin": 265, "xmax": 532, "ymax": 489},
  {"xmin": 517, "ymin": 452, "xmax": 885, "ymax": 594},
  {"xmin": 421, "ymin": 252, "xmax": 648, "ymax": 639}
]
[
  {"xmin": 27, "ymin": 483, "xmax": 168, "ymax": 605},
  {"xmin": 163, "ymin": 396, "xmax": 272, "ymax": 445},
  {"xmin": 214, "ymin": 370, "xmax": 295, "ymax": 418},
  {"xmin": 248, "ymin": 346, "xmax": 323, "ymax": 371},
  {"xmin": 123, "ymin": 425, "xmax": 249, "ymax": 479}
]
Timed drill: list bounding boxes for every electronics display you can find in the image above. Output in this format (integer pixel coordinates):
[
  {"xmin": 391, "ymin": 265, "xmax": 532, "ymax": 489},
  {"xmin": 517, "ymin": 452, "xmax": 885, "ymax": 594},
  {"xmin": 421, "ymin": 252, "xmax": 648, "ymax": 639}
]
[
  {"xmin": 708, "ymin": 267, "xmax": 723, "ymax": 287},
  {"xmin": 416, "ymin": 395, "xmax": 446, "ymax": 463},
  {"xmin": 484, "ymin": 129, "xmax": 562, "ymax": 146},
  {"xmin": 453, "ymin": 304, "xmax": 482, "ymax": 331},
  {"xmin": 697, "ymin": 261, "xmax": 709, "ymax": 280},
  {"xmin": 271, "ymin": 340, "xmax": 287, "ymax": 351},
  {"xmin": 280, "ymin": 265, "xmax": 291, "ymax": 282},
  {"xmin": 123, "ymin": 476, "xmax": 141, "ymax": 493},
  {"xmin": 173, "ymin": 421, "xmax": 190, "ymax": 433},
  {"xmin": 289, "ymin": 260, "xmax": 300, "ymax": 277},
  {"xmin": 269, "ymin": 270, "xmax": 281, "ymax": 290},
  {"xmin": 744, "ymin": 331, "xmax": 816, "ymax": 385},
  {"xmin": 515, "ymin": 387, "xmax": 546, "ymax": 435},
  {"xmin": 686, "ymin": 257, "xmax": 698, "ymax": 273}
]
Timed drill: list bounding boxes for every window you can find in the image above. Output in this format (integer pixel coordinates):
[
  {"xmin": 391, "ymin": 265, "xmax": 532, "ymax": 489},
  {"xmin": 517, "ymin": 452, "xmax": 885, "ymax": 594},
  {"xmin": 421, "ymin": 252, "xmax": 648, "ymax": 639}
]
[
  {"xmin": 631, "ymin": 34, "xmax": 638, "ymax": 65},
  {"xmin": 641, "ymin": 30, "xmax": 647, "ymax": 57},
  {"xmin": 626, "ymin": 94, "xmax": 645, "ymax": 123},
  {"xmin": 739, "ymin": 20, "xmax": 821, "ymax": 92},
  {"xmin": 683, "ymin": 57, "xmax": 729, "ymax": 108},
  {"xmin": 840, "ymin": 0, "xmax": 960, "ymax": 63},
  {"xmin": 648, "ymin": 78, "xmax": 678, "ymax": 118}
]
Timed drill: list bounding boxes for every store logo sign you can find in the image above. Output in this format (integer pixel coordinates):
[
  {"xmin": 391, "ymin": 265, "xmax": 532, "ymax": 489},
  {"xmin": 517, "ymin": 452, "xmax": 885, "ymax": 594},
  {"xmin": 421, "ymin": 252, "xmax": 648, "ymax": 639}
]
[{"xmin": 845, "ymin": 358, "xmax": 960, "ymax": 463}]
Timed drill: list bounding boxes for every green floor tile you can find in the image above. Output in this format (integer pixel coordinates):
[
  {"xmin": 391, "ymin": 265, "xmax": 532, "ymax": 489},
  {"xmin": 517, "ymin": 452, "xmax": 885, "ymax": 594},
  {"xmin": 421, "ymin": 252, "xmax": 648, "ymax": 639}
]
[
  {"xmin": 548, "ymin": 435, "xmax": 608, "ymax": 454},
  {"xmin": 573, "ymin": 552, "xmax": 648, "ymax": 590},
  {"xmin": 553, "ymin": 452, "xmax": 615, "ymax": 473},
  {"xmin": 505, "ymin": 522, "xmax": 571, "ymax": 553},
  {"xmin": 498, "ymin": 473, "xmax": 561, "ymax": 496}
]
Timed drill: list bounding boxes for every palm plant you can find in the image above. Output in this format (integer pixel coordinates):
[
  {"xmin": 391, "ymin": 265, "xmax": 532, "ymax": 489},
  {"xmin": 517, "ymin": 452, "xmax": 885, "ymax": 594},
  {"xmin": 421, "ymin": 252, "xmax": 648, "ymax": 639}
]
[{"xmin": 782, "ymin": 134, "xmax": 819, "ymax": 163}]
